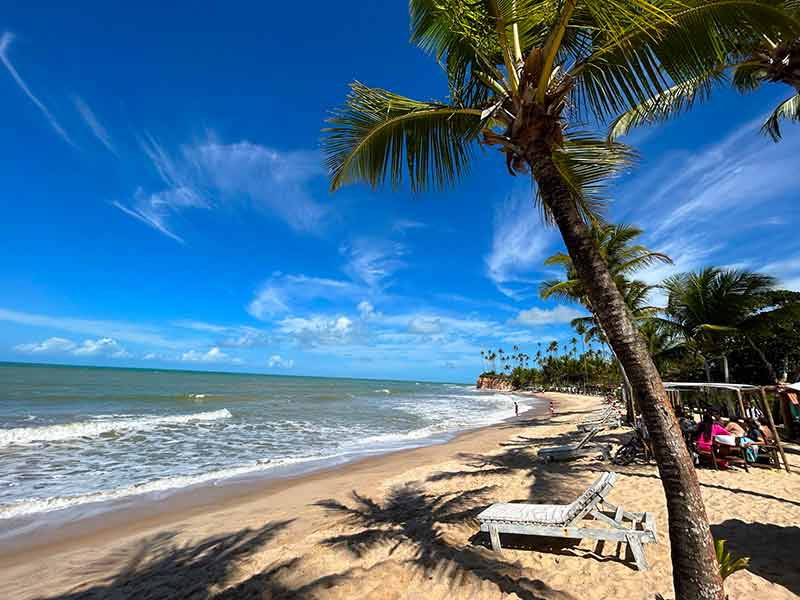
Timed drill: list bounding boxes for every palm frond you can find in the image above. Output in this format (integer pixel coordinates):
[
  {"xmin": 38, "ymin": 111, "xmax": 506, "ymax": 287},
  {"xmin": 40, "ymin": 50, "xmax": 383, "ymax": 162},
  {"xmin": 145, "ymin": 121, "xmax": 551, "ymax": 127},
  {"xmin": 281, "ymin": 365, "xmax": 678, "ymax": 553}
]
[
  {"xmin": 543, "ymin": 134, "xmax": 637, "ymax": 224},
  {"xmin": 732, "ymin": 60, "xmax": 769, "ymax": 92},
  {"xmin": 410, "ymin": 0, "xmax": 506, "ymax": 104},
  {"xmin": 323, "ymin": 82, "xmax": 483, "ymax": 192},
  {"xmin": 540, "ymin": 278, "xmax": 585, "ymax": 302},
  {"xmin": 616, "ymin": 250, "xmax": 673, "ymax": 273},
  {"xmin": 608, "ymin": 70, "xmax": 724, "ymax": 140},
  {"xmin": 762, "ymin": 93, "xmax": 800, "ymax": 141},
  {"xmin": 572, "ymin": 0, "xmax": 800, "ymax": 122},
  {"xmin": 542, "ymin": 251, "xmax": 573, "ymax": 267}
]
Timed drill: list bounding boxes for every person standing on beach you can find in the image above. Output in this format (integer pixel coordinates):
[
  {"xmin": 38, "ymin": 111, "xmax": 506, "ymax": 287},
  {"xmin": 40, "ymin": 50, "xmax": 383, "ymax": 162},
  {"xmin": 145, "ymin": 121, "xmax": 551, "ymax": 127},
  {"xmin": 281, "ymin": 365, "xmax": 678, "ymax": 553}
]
[{"xmin": 514, "ymin": 401, "xmax": 519, "ymax": 416}]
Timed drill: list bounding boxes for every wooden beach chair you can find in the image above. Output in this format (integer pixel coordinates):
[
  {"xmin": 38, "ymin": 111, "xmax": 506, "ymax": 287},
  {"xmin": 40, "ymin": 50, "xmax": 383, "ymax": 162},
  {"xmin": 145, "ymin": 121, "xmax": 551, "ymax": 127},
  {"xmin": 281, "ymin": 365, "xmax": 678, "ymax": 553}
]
[
  {"xmin": 538, "ymin": 426, "xmax": 611, "ymax": 463},
  {"xmin": 476, "ymin": 472, "xmax": 658, "ymax": 571}
]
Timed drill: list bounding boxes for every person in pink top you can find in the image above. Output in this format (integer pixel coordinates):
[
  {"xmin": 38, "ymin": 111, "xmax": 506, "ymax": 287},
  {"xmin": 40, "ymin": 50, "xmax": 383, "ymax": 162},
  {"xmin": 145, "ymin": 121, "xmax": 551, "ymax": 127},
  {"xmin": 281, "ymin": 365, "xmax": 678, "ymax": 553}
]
[{"xmin": 695, "ymin": 413, "xmax": 731, "ymax": 454}]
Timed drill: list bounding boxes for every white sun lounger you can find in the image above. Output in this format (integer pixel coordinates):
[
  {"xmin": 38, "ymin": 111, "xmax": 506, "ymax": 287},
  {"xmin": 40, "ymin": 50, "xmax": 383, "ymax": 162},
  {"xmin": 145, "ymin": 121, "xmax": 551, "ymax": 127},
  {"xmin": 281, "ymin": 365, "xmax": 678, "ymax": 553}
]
[
  {"xmin": 476, "ymin": 472, "xmax": 657, "ymax": 570},
  {"xmin": 538, "ymin": 426, "xmax": 611, "ymax": 462},
  {"xmin": 577, "ymin": 407, "xmax": 622, "ymax": 431}
]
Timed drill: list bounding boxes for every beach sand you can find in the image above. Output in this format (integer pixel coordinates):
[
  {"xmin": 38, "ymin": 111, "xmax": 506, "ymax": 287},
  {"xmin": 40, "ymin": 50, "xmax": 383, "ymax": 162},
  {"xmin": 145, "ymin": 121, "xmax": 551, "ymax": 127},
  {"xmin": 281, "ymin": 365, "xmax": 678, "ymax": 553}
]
[{"xmin": 2, "ymin": 392, "xmax": 799, "ymax": 599}]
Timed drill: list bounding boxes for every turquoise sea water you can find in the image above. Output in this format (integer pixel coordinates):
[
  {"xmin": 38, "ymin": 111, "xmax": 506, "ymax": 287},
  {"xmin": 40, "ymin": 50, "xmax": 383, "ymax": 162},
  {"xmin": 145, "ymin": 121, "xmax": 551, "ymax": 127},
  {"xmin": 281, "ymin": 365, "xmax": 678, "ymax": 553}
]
[{"xmin": 0, "ymin": 363, "xmax": 534, "ymax": 520}]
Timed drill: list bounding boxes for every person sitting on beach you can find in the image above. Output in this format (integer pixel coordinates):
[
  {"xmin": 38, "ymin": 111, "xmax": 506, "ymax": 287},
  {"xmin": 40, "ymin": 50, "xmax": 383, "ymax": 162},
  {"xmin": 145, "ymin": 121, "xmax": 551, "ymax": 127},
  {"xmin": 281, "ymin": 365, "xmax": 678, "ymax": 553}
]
[
  {"xmin": 675, "ymin": 406, "xmax": 696, "ymax": 439},
  {"xmin": 695, "ymin": 413, "xmax": 733, "ymax": 466},
  {"xmin": 725, "ymin": 417, "xmax": 747, "ymax": 437},
  {"xmin": 756, "ymin": 418, "xmax": 774, "ymax": 443},
  {"xmin": 745, "ymin": 418, "xmax": 771, "ymax": 444}
]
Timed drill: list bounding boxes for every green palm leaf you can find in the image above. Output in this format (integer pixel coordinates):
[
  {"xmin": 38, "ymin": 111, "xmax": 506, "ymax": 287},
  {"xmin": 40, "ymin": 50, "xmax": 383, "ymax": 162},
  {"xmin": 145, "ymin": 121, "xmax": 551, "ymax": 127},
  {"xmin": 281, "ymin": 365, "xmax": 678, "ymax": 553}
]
[
  {"xmin": 323, "ymin": 82, "xmax": 483, "ymax": 192},
  {"xmin": 608, "ymin": 71, "xmax": 724, "ymax": 139},
  {"xmin": 572, "ymin": 0, "xmax": 799, "ymax": 122},
  {"xmin": 762, "ymin": 93, "xmax": 800, "ymax": 141},
  {"xmin": 546, "ymin": 135, "xmax": 637, "ymax": 224}
]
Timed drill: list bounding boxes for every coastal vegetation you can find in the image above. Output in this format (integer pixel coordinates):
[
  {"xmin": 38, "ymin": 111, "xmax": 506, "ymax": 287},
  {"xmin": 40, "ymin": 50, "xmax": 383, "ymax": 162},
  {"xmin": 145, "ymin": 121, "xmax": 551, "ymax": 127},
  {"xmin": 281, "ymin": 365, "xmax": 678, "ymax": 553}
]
[
  {"xmin": 479, "ymin": 343, "xmax": 621, "ymax": 392},
  {"xmin": 323, "ymin": 1, "xmax": 800, "ymax": 598},
  {"xmin": 480, "ymin": 266, "xmax": 800, "ymax": 419}
]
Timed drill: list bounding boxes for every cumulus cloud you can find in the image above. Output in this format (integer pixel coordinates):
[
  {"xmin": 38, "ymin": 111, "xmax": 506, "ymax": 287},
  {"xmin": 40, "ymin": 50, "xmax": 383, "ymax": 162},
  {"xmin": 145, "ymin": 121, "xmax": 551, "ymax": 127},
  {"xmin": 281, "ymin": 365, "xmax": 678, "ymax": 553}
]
[
  {"xmin": 277, "ymin": 315, "xmax": 357, "ymax": 347},
  {"xmin": 181, "ymin": 346, "xmax": 237, "ymax": 363},
  {"xmin": 73, "ymin": 337, "xmax": 131, "ymax": 358},
  {"xmin": 512, "ymin": 305, "xmax": 585, "ymax": 327},
  {"xmin": 357, "ymin": 301, "xmax": 377, "ymax": 320},
  {"xmin": 15, "ymin": 336, "xmax": 130, "ymax": 358},
  {"xmin": 268, "ymin": 354, "xmax": 294, "ymax": 369},
  {"xmin": 115, "ymin": 136, "xmax": 326, "ymax": 242},
  {"xmin": 407, "ymin": 316, "xmax": 443, "ymax": 335},
  {"xmin": 15, "ymin": 337, "xmax": 76, "ymax": 353}
]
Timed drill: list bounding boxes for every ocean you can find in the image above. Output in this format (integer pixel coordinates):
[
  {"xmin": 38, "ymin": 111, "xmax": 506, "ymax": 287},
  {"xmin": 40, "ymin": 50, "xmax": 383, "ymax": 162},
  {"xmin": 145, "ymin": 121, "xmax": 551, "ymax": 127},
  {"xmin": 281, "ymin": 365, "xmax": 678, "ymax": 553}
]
[{"xmin": 0, "ymin": 363, "xmax": 533, "ymax": 523}]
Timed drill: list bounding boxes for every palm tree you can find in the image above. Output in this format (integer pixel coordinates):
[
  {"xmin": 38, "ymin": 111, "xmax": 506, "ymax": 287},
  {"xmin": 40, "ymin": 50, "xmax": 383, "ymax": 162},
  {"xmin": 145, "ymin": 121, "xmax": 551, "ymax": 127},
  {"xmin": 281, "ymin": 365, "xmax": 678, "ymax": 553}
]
[
  {"xmin": 610, "ymin": 3, "xmax": 800, "ymax": 141},
  {"xmin": 638, "ymin": 318, "xmax": 686, "ymax": 374},
  {"xmin": 540, "ymin": 223, "xmax": 671, "ymax": 308},
  {"xmin": 661, "ymin": 267, "xmax": 798, "ymax": 382},
  {"xmin": 541, "ymin": 223, "xmax": 667, "ymax": 422},
  {"xmin": 322, "ymin": 3, "xmax": 794, "ymax": 596}
]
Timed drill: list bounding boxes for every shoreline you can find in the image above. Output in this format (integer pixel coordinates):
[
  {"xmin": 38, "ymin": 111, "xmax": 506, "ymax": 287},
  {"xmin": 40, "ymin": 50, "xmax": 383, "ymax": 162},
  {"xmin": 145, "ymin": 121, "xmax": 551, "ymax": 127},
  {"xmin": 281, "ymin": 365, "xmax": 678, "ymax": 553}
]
[
  {"xmin": 4, "ymin": 391, "xmax": 798, "ymax": 600},
  {"xmin": 0, "ymin": 391, "xmax": 548, "ymax": 568}
]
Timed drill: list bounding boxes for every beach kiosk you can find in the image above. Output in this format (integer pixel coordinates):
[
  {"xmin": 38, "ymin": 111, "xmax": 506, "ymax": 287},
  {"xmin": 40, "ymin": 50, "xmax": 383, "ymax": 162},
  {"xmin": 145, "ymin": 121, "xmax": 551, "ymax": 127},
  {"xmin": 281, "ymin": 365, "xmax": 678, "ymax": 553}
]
[{"xmin": 662, "ymin": 382, "xmax": 791, "ymax": 473}]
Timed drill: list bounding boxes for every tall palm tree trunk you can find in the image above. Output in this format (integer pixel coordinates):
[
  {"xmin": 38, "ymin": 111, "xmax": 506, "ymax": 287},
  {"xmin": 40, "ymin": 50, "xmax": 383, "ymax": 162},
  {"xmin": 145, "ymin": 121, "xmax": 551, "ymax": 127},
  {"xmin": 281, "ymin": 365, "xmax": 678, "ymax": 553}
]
[{"xmin": 528, "ymin": 144, "xmax": 724, "ymax": 600}]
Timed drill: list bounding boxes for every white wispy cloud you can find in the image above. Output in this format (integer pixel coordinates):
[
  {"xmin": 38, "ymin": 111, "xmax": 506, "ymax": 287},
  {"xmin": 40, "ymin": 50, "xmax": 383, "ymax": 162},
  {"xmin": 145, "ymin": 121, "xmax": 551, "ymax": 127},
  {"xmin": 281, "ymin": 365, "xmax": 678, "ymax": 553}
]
[
  {"xmin": 268, "ymin": 354, "xmax": 294, "ymax": 369},
  {"xmin": 621, "ymin": 118, "xmax": 800, "ymax": 242},
  {"xmin": 511, "ymin": 305, "xmax": 585, "ymax": 327},
  {"xmin": 485, "ymin": 193, "xmax": 556, "ymax": 298},
  {"xmin": 341, "ymin": 238, "xmax": 406, "ymax": 288},
  {"xmin": 72, "ymin": 95, "xmax": 116, "ymax": 154},
  {"xmin": 115, "ymin": 136, "xmax": 327, "ymax": 242},
  {"xmin": 392, "ymin": 219, "xmax": 427, "ymax": 233},
  {"xmin": 760, "ymin": 256, "xmax": 800, "ymax": 291},
  {"xmin": 248, "ymin": 274, "xmax": 362, "ymax": 320},
  {"xmin": 113, "ymin": 186, "xmax": 206, "ymax": 244},
  {"xmin": 15, "ymin": 336, "xmax": 130, "ymax": 358},
  {"xmin": 0, "ymin": 31, "xmax": 74, "ymax": 146}
]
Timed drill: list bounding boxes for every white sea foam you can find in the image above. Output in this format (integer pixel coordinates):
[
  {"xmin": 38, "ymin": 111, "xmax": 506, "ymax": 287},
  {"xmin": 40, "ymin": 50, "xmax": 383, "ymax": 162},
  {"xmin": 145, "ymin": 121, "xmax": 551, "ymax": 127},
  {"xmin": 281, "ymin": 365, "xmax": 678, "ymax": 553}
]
[
  {"xmin": 374, "ymin": 389, "xmax": 391, "ymax": 394},
  {"xmin": 0, "ymin": 451, "xmax": 337, "ymax": 520},
  {"xmin": 0, "ymin": 409, "xmax": 232, "ymax": 447}
]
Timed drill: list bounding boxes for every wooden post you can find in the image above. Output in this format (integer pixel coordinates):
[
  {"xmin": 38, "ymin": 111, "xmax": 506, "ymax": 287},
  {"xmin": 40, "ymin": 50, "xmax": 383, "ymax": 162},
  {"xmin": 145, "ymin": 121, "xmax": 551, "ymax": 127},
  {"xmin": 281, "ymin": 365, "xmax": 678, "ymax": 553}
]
[
  {"xmin": 759, "ymin": 387, "xmax": 790, "ymax": 473},
  {"xmin": 735, "ymin": 389, "xmax": 746, "ymax": 418}
]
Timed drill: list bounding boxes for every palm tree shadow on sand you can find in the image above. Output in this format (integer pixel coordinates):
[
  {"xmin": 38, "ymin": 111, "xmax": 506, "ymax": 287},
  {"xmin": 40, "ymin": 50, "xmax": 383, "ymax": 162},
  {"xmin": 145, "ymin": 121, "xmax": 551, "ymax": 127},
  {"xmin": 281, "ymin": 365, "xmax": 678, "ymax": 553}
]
[
  {"xmin": 35, "ymin": 518, "xmax": 350, "ymax": 600},
  {"xmin": 711, "ymin": 519, "xmax": 800, "ymax": 595},
  {"xmin": 314, "ymin": 484, "xmax": 577, "ymax": 600}
]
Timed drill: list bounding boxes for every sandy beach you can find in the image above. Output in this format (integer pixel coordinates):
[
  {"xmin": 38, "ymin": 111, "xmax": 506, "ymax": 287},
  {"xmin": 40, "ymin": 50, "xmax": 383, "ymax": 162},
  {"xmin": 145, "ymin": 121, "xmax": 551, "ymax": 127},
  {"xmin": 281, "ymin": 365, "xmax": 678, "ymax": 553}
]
[{"xmin": 2, "ymin": 392, "xmax": 798, "ymax": 600}]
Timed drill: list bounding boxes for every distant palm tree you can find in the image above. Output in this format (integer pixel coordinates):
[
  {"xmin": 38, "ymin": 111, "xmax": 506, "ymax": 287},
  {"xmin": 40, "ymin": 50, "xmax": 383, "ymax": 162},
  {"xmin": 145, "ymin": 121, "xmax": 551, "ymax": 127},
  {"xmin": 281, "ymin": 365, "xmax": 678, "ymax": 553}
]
[{"xmin": 322, "ymin": 3, "xmax": 794, "ymax": 595}]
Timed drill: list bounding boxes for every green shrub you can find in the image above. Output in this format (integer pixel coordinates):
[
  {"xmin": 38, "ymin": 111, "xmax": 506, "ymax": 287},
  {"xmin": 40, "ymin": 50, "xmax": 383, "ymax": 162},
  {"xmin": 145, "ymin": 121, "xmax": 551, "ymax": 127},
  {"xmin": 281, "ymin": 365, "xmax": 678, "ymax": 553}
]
[{"xmin": 715, "ymin": 539, "xmax": 749, "ymax": 581}]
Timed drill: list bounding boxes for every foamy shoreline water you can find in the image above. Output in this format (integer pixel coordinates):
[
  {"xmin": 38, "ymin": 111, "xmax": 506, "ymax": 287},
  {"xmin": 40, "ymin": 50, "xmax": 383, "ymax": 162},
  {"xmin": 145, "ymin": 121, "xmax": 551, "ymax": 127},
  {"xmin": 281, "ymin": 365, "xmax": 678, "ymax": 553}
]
[{"xmin": 0, "ymin": 364, "xmax": 541, "ymax": 523}]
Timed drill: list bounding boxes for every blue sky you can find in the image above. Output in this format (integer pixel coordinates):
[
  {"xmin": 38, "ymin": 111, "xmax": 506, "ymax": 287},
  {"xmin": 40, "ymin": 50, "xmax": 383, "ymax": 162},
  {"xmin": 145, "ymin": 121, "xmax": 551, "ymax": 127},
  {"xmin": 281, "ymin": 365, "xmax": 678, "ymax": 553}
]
[{"xmin": 2, "ymin": 2, "xmax": 799, "ymax": 383}]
